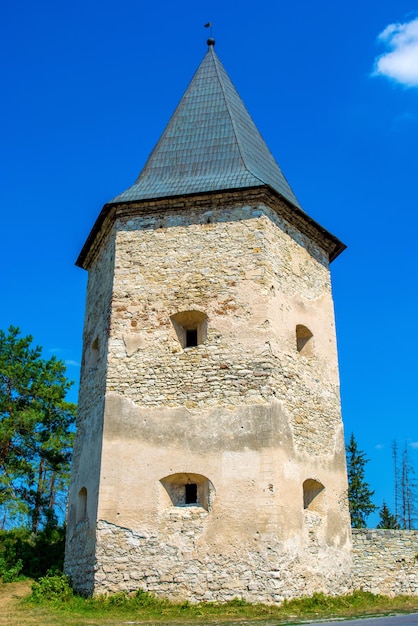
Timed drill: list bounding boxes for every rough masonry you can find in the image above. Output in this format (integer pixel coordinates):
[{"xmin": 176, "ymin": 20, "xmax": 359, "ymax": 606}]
[{"xmin": 352, "ymin": 530, "xmax": 418, "ymax": 596}]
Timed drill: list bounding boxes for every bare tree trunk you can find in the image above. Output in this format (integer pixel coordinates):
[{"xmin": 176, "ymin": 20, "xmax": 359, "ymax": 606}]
[
  {"xmin": 401, "ymin": 443, "xmax": 417, "ymax": 530},
  {"xmin": 48, "ymin": 471, "xmax": 56, "ymax": 511},
  {"xmin": 393, "ymin": 440, "xmax": 399, "ymax": 526},
  {"xmin": 32, "ymin": 457, "xmax": 45, "ymax": 534}
]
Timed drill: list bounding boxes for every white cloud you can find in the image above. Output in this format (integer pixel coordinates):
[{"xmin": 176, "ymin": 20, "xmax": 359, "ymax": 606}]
[
  {"xmin": 409, "ymin": 441, "xmax": 418, "ymax": 449},
  {"xmin": 65, "ymin": 359, "xmax": 80, "ymax": 367},
  {"xmin": 373, "ymin": 17, "xmax": 418, "ymax": 87},
  {"xmin": 375, "ymin": 443, "xmax": 385, "ymax": 450}
]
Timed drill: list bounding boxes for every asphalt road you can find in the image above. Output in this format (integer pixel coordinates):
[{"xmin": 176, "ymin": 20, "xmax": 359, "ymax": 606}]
[
  {"xmin": 302, "ymin": 614, "xmax": 418, "ymax": 625},
  {"xmin": 202, "ymin": 615, "xmax": 418, "ymax": 626},
  {"xmin": 153, "ymin": 615, "xmax": 418, "ymax": 626}
]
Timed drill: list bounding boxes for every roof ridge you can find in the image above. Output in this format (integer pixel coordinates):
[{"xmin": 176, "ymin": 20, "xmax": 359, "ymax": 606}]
[
  {"xmin": 133, "ymin": 54, "xmax": 205, "ymax": 187},
  {"xmin": 211, "ymin": 48, "xmax": 250, "ymax": 177},
  {"xmin": 211, "ymin": 47, "xmax": 268, "ymax": 189}
]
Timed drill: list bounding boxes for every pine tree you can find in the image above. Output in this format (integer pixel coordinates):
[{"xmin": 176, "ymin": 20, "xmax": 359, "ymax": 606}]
[
  {"xmin": 377, "ymin": 501, "xmax": 399, "ymax": 529},
  {"xmin": 346, "ymin": 433, "xmax": 376, "ymax": 528},
  {"xmin": 0, "ymin": 326, "xmax": 76, "ymax": 531}
]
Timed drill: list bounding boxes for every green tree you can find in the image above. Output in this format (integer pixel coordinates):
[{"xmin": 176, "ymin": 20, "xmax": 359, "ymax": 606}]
[
  {"xmin": 377, "ymin": 501, "xmax": 399, "ymax": 529},
  {"xmin": 0, "ymin": 326, "xmax": 76, "ymax": 532},
  {"xmin": 346, "ymin": 433, "xmax": 376, "ymax": 528}
]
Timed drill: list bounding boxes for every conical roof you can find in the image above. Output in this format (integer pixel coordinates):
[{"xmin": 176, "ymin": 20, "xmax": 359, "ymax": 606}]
[
  {"xmin": 77, "ymin": 41, "xmax": 346, "ymax": 269},
  {"xmin": 110, "ymin": 42, "xmax": 301, "ymax": 209}
]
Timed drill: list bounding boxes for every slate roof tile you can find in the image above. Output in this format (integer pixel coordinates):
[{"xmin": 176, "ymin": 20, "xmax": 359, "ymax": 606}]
[{"xmin": 111, "ymin": 43, "xmax": 301, "ymax": 210}]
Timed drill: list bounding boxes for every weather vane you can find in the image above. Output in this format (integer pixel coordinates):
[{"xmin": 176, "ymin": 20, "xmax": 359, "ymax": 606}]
[{"xmin": 204, "ymin": 22, "xmax": 215, "ymax": 45}]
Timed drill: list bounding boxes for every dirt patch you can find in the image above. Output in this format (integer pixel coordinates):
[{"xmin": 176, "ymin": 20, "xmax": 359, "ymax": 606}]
[
  {"xmin": 0, "ymin": 581, "xmax": 62, "ymax": 626},
  {"xmin": 0, "ymin": 580, "xmax": 31, "ymax": 606}
]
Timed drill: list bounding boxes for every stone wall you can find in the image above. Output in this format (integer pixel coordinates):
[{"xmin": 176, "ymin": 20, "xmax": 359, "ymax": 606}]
[
  {"xmin": 352, "ymin": 529, "xmax": 418, "ymax": 596},
  {"xmin": 65, "ymin": 190, "xmax": 352, "ymax": 599},
  {"xmin": 93, "ymin": 515, "xmax": 352, "ymax": 603},
  {"xmin": 67, "ymin": 524, "xmax": 418, "ymax": 600},
  {"xmin": 64, "ymin": 228, "xmax": 116, "ymax": 593},
  {"xmin": 105, "ymin": 195, "xmax": 342, "ymax": 457}
]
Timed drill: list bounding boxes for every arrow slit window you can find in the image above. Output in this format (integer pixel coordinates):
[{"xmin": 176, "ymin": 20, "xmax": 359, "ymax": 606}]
[{"xmin": 170, "ymin": 311, "xmax": 207, "ymax": 349}]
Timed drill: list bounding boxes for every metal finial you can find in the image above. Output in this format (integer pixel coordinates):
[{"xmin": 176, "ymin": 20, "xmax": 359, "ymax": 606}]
[{"xmin": 204, "ymin": 22, "xmax": 214, "ymax": 45}]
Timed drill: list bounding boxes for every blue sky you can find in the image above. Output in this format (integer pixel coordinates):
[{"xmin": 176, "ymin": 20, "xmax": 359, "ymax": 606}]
[{"xmin": 2, "ymin": 0, "xmax": 418, "ymax": 526}]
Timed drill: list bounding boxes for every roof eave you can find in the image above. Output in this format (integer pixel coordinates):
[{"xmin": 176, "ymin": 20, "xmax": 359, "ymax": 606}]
[
  {"xmin": 264, "ymin": 185, "xmax": 346, "ymax": 262},
  {"xmin": 76, "ymin": 185, "xmax": 345, "ymax": 270}
]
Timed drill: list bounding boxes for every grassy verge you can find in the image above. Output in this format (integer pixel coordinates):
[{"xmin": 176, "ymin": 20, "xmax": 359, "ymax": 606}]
[{"xmin": 1, "ymin": 577, "xmax": 418, "ymax": 625}]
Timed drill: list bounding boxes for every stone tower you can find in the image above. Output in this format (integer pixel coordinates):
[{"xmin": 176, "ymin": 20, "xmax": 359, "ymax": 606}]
[{"xmin": 65, "ymin": 40, "xmax": 352, "ymax": 601}]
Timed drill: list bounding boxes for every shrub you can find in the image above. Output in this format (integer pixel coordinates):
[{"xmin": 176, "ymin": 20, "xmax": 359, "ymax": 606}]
[
  {"xmin": 0, "ymin": 556, "xmax": 23, "ymax": 582},
  {"xmin": 31, "ymin": 571, "xmax": 74, "ymax": 604},
  {"xmin": 0, "ymin": 524, "xmax": 65, "ymax": 579}
]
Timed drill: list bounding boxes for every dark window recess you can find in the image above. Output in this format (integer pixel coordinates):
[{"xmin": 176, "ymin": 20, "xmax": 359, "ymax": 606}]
[
  {"xmin": 186, "ymin": 328, "xmax": 198, "ymax": 347},
  {"xmin": 185, "ymin": 483, "xmax": 197, "ymax": 504}
]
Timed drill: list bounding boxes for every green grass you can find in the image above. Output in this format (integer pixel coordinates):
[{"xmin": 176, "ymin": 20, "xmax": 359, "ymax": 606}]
[
  {"xmin": 61, "ymin": 591, "xmax": 418, "ymax": 622},
  {"xmin": 2, "ymin": 574, "xmax": 418, "ymax": 625},
  {"xmin": 14, "ymin": 573, "xmax": 418, "ymax": 625}
]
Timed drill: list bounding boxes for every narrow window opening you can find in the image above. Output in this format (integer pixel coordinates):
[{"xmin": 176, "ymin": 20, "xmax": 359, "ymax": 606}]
[
  {"xmin": 296, "ymin": 325, "xmax": 314, "ymax": 356},
  {"xmin": 186, "ymin": 328, "xmax": 198, "ymax": 348},
  {"xmin": 77, "ymin": 487, "xmax": 87, "ymax": 522},
  {"xmin": 303, "ymin": 479, "xmax": 324, "ymax": 512},
  {"xmin": 185, "ymin": 483, "xmax": 197, "ymax": 504},
  {"xmin": 160, "ymin": 473, "xmax": 215, "ymax": 511},
  {"xmin": 170, "ymin": 311, "xmax": 207, "ymax": 349},
  {"xmin": 87, "ymin": 337, "xmax": 99, "ymax": 368}
]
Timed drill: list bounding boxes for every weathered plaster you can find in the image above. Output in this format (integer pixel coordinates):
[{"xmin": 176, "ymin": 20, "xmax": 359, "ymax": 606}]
[{"xmin": 65, "ymin": 194, "xmax": 352, "ymax": 601}]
